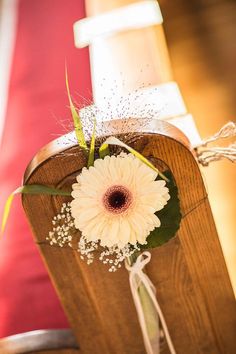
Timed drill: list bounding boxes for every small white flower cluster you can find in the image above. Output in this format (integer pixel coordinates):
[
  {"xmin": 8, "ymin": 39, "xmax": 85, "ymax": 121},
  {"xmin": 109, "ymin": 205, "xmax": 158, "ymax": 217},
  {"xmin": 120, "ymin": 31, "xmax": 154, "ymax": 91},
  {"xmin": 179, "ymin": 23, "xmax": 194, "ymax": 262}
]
[
  {"xmin": 77, "ymin": 235, "xmax": 140, "ymax": 272},
  {"xmin": 99, "ymin": 243, "xmax": 141, "ymax": 272},
  {"xmin": 47, "ymin": 202, "xmax": 74, "ymax": 248},
  {"xmin": 78, "ymin": 235, "xmax": 98, "ymax": 265},
  {"xmin": 47, "ymin": 203, "xmax": 141, "ymax": 272}
]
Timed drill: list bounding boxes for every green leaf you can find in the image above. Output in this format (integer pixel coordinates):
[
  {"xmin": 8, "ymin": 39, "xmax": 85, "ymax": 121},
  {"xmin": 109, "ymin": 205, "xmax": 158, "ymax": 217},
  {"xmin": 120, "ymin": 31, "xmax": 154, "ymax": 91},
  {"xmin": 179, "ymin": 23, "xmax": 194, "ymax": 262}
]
[
  {"xmin": 87, "ymin": 118, "xmax": 96, "ymax": 167},
  {"xmin": 1, "ymin": 193, "xmax": 14, "ymax": 236},
  {"xmin": 100, "ymin": 136, "xmax": 169, "ymax": 182},
  {"xmin": 65, "ymin": 68, "xmax": 87, "ymax": 150},
  {"xmin": 141, "ymin": 171, "xmax": 181, "ymax": 249},
  {"xmin": 99, "ymin": 142, "xmax": 110, "ymax": 159},
  {"xmin": 1, "ymin": 185, "xmax": 71, "ymax": 236}
]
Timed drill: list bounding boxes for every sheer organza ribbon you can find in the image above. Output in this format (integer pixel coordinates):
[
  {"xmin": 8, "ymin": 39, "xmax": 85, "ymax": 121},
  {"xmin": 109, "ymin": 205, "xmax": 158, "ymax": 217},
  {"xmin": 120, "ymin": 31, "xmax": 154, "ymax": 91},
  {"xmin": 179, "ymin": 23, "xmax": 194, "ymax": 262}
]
[{"xmin": 125, "ymin": 251, "xmax": 176, "ymax": 354}]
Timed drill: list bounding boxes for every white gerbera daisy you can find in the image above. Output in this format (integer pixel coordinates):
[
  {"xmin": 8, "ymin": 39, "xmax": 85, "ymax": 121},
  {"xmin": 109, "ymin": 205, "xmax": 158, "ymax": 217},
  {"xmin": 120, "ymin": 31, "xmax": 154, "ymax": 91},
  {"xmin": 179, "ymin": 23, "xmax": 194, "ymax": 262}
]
[{"xmin": 71, "ymin": 153, "xmax": 170, "ymax": 248}]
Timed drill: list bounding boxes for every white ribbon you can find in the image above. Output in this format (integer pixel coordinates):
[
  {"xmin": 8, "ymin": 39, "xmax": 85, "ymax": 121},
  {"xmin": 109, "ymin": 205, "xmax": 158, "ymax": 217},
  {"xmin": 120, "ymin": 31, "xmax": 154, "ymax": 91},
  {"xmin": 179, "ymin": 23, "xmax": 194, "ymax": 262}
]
[{"xmin": 125, "ymin": 251, "xmax": 176, "ymax": 354}]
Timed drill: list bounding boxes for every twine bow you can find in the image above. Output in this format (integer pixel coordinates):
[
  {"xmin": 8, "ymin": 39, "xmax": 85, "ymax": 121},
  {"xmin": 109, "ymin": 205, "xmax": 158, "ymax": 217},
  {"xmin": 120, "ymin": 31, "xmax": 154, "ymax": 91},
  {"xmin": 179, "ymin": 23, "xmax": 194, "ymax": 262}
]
[
  {"xmin": 195, "ymin": 121, "xmax": 236, "ymax": 166},
  {"xmin": 125, "ymin": 251, "xmax": 176, "ymax": 354}
]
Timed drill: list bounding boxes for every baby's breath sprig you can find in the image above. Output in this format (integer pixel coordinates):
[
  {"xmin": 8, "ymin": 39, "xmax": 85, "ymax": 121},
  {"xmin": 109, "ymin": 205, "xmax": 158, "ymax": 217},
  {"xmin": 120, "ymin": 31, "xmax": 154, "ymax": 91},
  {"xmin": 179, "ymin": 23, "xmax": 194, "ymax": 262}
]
[
  {"xmin": 77, "ymin": 236, "xmax": 140, "ymax": 272},
  {"xmin": 47, "ymin": 202, "xmax": 75, "ymax": 248}
]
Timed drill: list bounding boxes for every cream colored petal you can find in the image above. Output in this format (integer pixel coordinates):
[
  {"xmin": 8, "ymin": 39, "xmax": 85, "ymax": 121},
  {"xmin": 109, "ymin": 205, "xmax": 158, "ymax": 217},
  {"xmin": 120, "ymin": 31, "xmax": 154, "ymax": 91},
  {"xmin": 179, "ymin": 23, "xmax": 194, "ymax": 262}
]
[
  {"xmin": 72, "ymin": 182, "xmax": 80, "ymax": 190},
  {"xmin": 71, "ymin": 153, "xmax": 169, "ymax": 250},
  {"xmin": 75, "ymin": 207, "xmax": 102, "ymax": 226},
  {"xmin": 107, "ymin": 155, "xmax": 120, "ymax": 181},
  {"xmin": 129, "ymin": 229, "xmax": 138, "ymax": 245},
  {"xmin": 136, "ymin": 164, "xmax": 157, "ymax": 183},
  {"xmin": 163, "ymin": 192, "xmax": 171, "ymax": 202},
  {"xmin": 117, "ymin": 218, "xmax": 130, "ymax": 245},
  {"xmin": 125, "ymin": 212, "xmax": 141, "ymax": 238},
  {"xmin": 101, "ymin": 238, "xmax": 115, "ymax": 247},
  {"xmin": 100, "ymin": 224, "xmax": 112, "ymax": 247},
  {"xmin": 136, "ymin": 229, "xmax": 149, "ymax": 245},
  {"xmin": 155, "ymin": 180, "xmax": 166, "ymax": 188},
  {"xmin": 109, "ymin": 218, "xmax": 120, "ymax": 241},
  {"xmin": 71, "ymin": 190, "xmax": 80, "ymax": 198},
  {"xmin": 82, "ymin": 216, "xmax": 105, "ymax": 239},
  {"xmin": 90, "ymin": 218, "xmax": 108, "ymax": 240},
  {"xmin": 148, "ymin": 213, "xmax": 161, "ymax": 227}
]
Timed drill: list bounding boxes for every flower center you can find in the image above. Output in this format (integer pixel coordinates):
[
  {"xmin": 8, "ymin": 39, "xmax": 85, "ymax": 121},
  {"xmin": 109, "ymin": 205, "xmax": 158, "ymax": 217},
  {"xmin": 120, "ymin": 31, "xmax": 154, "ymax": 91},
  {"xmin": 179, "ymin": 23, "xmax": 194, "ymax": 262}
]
[{"xmin": 103, "ymin": 185, "xmax": 133, "ymax": 214}]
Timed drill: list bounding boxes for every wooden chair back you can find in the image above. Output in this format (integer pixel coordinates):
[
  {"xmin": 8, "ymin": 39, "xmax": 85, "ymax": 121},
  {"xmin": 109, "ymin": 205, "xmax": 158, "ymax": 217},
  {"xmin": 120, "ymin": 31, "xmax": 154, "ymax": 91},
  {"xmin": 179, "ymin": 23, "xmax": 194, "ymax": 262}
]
[{"xmin": 22, "ymin": 119, "xmax": 236, "ymax": 354}]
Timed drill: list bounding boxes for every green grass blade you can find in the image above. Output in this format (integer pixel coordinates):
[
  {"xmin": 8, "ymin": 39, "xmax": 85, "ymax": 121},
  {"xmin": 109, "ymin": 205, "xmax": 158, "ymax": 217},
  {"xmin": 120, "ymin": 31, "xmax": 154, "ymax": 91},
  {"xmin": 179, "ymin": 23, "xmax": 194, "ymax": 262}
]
[
  {"xmin": 1, "ymin": 185, "xmax": 71, "ymax": 236},
  {"xmin": 65, "ymin": 68, "xmax": 87, "ymax": 150},
  {"xmin": 1, "ymin": 193, "xmax": 14, "ymax": 235},
  {"xmin": 87, "ymin": 118, "xmax": 96, "ymax": 167},
  {"xmin": 100, "ymin": 137, "xmax": 169, "ymax": 182},
  {"xmin": 99, "ymin": 142, "xmax": 110, "ymax": 159}
]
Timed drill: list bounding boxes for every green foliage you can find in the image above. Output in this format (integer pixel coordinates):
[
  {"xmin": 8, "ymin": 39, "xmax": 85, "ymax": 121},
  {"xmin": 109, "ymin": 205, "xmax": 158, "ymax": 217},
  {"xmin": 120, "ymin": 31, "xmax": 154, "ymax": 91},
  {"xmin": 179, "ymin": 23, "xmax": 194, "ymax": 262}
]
[
  {"xmin": 87, "ymin": 118, "xmax": 96, "ymax": 167},
  {"xmin": 141, "ymin": 171, "xmax": 181, "ymax": 249},
  {"xmin": 1, "ymin": 185, "xmax": 71, "ymax": 236},
  {"xmin": 65, "ymin": 68, "xmax": 87, "ymax": 151},
  {"xmin": 99, "ymin": 142, "xmax": 110, "ymax": 158}
]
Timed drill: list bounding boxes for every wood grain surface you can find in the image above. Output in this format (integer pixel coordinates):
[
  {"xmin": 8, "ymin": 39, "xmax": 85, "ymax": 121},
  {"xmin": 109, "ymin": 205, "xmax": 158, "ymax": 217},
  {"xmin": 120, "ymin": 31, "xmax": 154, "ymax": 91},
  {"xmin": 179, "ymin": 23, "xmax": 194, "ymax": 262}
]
[
  {"xmin": 36, "ymin": 351, "xmax": 79, "ymax": 354},
  {"xmin": 22, "ymin": 118, "xmax": 236, "ymax": 354}
]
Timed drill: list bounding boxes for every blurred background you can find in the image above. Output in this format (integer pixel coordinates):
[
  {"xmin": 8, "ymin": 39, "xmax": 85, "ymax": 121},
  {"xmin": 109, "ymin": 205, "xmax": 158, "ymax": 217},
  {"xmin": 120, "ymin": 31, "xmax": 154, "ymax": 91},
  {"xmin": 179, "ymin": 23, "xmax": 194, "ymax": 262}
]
[
  {"xmin": 0, "ymin": 0, "xmax": 235, "ymax": 339},
  {"xmin": 159, "ymin": 0, "xmax": 236, "ymax": 292}
]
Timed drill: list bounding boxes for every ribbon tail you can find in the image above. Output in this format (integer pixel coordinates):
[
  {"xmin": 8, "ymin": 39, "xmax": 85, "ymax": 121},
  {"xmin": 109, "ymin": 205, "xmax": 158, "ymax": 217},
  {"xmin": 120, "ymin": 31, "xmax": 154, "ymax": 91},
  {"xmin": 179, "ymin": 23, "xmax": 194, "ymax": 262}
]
[
  {"xmin": 138, "ymin": 280, "xmax": 160, "ymax": 354},
  {"xmin": 129, "ymin": 274, "xmax": 159, "ymax": 354},
  {"xmin": 126, "ymin": 252, "xmax": 176, "ymax": 354},
  {"xmin": 142, "ymin": 274, "xmax": 176, "ymax": 354}
]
